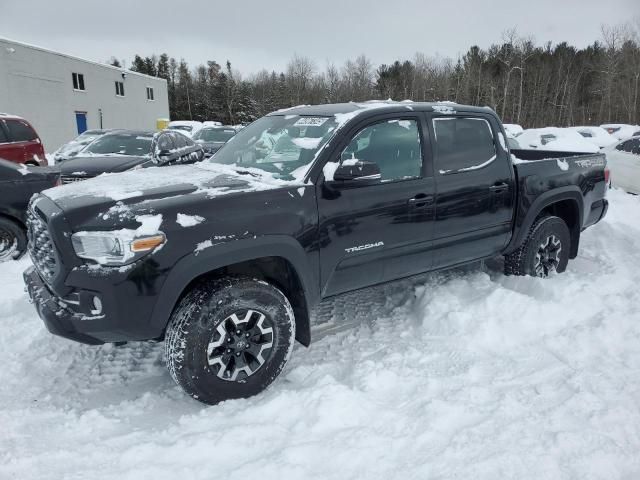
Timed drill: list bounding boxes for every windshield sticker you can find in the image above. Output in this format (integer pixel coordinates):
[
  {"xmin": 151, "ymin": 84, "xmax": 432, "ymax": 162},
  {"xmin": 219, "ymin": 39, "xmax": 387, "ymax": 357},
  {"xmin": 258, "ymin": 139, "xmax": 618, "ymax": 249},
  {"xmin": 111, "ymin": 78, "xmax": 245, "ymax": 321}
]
[{"xmin": 294, "ymin": 117, "xmax": 328, "ymax": 127}]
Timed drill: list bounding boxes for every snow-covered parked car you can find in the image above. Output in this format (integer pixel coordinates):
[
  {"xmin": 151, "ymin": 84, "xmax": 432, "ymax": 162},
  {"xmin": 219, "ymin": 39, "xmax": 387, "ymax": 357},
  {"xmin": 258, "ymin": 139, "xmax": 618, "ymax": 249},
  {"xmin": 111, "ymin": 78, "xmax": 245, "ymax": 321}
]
[
  {"xmin": 600, "ymin": 124, "xmax": 640, "ymax": 140},
  {"xmin": 167, "ymin": 120, "xmax": 203, "ymax": 138},
  {"xmin": 192, "ymin": 125, "xmax": 237, "ymax": 158},
  {"xmin": 569, "ymin": 126, "xmax": 617, "ymax": 149},
  {"xmin": 517, "ymin": 127, "xmax": 599, "ymax": 153},
  {"xmin": 52, "ymin": 129, "xmax": 113, "ymax": 163},
  {"xmin": 603, "ymin": 136, "xmax": 640, "ymax": 194},
  {"xmin": 58, "ymin": 130, "xmax": 205, "ymax": 183},
  {"xmin": 503, "ymin": 123, "xmax": 523, "ymax": 137},
  {"xmin": 23, "ymin": 101, "xmax": 610, "ymax": 405}
]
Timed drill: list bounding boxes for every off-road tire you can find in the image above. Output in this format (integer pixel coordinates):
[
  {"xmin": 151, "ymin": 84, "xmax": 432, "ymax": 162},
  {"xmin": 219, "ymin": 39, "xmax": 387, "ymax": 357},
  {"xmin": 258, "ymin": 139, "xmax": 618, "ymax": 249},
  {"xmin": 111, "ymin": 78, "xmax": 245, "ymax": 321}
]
[
  {"xmin": 504, "ymin": 215, "xmax": 570, "ymax": 277},
  {"xmin": 165, "ymin": 276, "xmax": 295, "ymax": 405},
  {"xmin": 0, "ymin": 217, "xmax": 27, "ymax": 262}
]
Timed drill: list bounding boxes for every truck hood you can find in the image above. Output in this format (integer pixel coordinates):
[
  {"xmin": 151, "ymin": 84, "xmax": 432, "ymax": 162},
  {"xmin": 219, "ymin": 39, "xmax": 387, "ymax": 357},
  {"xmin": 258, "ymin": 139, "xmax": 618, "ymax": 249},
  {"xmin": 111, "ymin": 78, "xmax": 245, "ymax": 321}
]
[
  {"xmin": 59, "ymin": 155, "xmax": 149, "ymax": 177},
  {"xmin": 42, "ymin": 162, "xmax": 299, "ymax": 218}
]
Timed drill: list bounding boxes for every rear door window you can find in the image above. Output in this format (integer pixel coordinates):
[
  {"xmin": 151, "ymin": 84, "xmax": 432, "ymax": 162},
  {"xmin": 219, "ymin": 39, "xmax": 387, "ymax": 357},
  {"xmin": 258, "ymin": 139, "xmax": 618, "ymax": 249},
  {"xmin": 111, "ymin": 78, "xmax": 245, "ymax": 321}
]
[
  {"xmin": 6, "ymin": 120, "xmax": 37, "ymax": 142},
  {"xmin": 433, "ymin": 117, "xmax": 496, "ymax": 174}
]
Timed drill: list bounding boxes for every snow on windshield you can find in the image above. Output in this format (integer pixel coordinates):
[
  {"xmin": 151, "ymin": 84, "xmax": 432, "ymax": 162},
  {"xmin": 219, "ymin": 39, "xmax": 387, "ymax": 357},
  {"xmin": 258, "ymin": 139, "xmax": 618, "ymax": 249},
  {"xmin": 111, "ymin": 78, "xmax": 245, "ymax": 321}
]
[
  {"xmin": 209, "ymin": 115, "xmax": 340, "ymax": 182},
  {"xmin": 84, "ymin": 133, "xmax": 153, "ymax": 157}
]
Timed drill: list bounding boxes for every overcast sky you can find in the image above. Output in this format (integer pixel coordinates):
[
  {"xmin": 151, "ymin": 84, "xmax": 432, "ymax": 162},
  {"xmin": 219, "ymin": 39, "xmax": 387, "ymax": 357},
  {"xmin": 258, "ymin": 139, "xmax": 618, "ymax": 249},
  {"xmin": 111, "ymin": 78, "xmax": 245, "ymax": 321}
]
[{"xmin": 1, "ymin": 0, "xmax": 638, "ymax": 76}]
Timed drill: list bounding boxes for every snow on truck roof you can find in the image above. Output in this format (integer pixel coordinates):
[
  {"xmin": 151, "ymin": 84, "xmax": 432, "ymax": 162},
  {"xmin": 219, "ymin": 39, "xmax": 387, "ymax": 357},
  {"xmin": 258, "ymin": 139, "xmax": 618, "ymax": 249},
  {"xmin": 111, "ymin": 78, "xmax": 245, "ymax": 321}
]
[{"xmin": 269, "ymin": 101, "xmax": 493, "ymax": 119}]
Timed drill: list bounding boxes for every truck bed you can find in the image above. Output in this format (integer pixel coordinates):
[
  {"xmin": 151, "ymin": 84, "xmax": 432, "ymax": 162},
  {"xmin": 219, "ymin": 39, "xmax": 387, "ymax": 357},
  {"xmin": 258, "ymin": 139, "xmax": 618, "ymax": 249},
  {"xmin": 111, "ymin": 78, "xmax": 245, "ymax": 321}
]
[{"xmin": 505, "ymin": 148, "xmax": 608, "ymax": 254}]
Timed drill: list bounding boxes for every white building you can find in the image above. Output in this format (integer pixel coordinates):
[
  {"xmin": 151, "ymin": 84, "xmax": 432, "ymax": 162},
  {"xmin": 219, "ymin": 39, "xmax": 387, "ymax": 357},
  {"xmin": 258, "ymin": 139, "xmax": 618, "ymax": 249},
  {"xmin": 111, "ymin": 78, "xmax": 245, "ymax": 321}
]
[{"xmin": 0, "ymin": 37, "xmax": 169, "ymax": 151}]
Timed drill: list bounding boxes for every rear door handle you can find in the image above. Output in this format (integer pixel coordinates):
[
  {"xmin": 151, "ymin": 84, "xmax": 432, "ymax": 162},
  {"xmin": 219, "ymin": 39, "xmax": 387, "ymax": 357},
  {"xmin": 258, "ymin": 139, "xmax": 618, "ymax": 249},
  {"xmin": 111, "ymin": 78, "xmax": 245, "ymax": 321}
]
[
  {"xmin": 408, "ymin": 194, "xmax": 434, "ymax": 209},
  {"xmin": 489, "ymin": 183, "xmax": 509, "ymax": 194}
]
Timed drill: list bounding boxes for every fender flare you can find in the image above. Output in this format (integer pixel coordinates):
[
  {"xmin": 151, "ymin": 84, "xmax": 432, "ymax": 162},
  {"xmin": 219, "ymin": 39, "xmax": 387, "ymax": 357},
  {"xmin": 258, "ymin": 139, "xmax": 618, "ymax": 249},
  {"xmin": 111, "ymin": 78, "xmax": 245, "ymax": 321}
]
[
  {"xmin": 504, "ymin": 187, "xmax": 584, "ymax": 255},
  {"xmin": 149, "ymin": 235, "xmax": 318, "ymax": 343}
]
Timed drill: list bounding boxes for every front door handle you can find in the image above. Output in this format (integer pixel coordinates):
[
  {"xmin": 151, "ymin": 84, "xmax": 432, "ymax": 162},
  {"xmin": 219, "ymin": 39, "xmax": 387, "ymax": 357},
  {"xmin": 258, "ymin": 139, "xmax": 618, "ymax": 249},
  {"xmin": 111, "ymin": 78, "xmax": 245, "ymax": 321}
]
[
  {"xmin": 408, "ymin": 194, "xmax": 434, "ymax": 209},
  {"xmin": 489, "ymin": 182, "xmax": 509, "ymax": 194}
]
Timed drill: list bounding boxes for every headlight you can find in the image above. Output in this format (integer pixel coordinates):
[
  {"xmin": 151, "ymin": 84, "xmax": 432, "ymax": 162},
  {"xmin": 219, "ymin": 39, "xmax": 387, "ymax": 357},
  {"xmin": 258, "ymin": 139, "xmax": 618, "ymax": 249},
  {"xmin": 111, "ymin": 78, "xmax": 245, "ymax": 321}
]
[{"xmin": 71, "ymin": 231, "xmax": 165, "ymax": 266}]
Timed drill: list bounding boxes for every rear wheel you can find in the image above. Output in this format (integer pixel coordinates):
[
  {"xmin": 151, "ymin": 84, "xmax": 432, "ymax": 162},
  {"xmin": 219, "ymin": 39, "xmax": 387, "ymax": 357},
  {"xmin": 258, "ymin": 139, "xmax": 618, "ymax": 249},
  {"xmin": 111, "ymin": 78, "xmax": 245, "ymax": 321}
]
[
  {"xmin": 165, "ymin": 277, "xmax": 295, "ymax": 405},
  {"xmin": 0, "ymin": 217, "xmax": 27, "ymax": 262},
  {"xmin": 504, "ymin": 215, "xmax": 570, "ymax": 277}
]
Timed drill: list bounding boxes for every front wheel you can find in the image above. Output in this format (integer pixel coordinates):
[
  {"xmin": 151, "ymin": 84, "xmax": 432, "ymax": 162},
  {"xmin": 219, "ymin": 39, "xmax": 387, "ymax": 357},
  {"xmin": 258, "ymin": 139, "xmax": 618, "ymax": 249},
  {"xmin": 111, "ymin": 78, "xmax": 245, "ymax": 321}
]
[
  {"xmin": 0, "ymin": 217, "xmax": 27, "ymax": 262},
  {"xmin": 165, "ymin": 277, "xmax": 295, "ymax": 405},
  {"xmin": 504, "ymin": 215, "xmax": 570, "ymax": 277}
]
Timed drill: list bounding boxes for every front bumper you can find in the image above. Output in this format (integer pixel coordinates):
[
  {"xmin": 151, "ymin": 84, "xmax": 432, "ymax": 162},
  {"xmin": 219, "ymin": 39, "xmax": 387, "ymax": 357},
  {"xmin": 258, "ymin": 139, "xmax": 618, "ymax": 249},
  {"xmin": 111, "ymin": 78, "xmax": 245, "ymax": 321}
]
[
  {"xmin": 24, "ymin": 266, "xmax": 104, "ymax": 344},
  {"xmin": 24, "ymin": 263, "xmax": 166, "ymax": 345}
]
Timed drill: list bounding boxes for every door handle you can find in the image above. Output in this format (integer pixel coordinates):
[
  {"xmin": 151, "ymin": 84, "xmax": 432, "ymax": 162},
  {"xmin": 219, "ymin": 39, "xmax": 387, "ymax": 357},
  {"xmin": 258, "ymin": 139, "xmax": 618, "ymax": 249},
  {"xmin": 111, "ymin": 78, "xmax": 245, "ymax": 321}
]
[
  {"xmin": 408, "ymin": 194, "xmax": 434, "ymax": 209},
  {"xmin": 489, "ymin": 183, "xmax": 509, "ymax": 194}
]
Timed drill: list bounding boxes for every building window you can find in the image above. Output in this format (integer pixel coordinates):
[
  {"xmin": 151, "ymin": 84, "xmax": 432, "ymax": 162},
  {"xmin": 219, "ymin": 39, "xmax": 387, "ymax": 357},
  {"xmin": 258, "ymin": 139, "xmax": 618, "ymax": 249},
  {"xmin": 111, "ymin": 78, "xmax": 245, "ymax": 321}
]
[
  {"xmin": 115, "ymin": 81, "xmax": 125, "ymax": 97},
  {"xmin": 72, "ymin": 73, "xmax": 85, "ymax": 91},
  {"xmin": 146, "ymin": 86, "xmax": 154, "ymax": 101}
]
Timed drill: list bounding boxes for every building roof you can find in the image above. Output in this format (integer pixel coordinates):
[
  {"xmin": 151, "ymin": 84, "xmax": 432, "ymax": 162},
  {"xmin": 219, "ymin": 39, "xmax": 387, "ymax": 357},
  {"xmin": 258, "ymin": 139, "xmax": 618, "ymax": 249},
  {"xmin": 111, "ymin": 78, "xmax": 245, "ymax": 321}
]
[{"xmin": 0, "ymin": 36, "xmax": 167, "ymax": 83}]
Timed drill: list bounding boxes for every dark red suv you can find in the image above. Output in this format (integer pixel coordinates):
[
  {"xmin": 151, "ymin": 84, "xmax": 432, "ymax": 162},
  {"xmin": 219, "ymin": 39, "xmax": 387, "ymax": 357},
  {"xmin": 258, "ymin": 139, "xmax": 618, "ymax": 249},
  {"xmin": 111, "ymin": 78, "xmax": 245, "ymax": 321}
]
[{"xmin": 0, "ymin": 114, "xmax": 47, "ymax": 166}]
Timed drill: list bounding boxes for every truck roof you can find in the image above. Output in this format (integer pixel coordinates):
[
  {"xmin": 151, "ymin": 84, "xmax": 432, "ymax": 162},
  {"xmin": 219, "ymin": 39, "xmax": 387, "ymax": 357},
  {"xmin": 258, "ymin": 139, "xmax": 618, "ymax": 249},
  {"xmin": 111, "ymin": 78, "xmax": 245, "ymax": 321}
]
[{"xmin": 268, "ymin": 101, "xmax": 494, "ymax": 118}]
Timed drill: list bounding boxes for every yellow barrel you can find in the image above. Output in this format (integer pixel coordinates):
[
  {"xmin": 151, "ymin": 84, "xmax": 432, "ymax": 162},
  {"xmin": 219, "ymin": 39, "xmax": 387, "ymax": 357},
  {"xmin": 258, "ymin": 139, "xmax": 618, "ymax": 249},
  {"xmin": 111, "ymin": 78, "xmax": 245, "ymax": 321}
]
[{"xmin": 156, "ymin": 118, "xmax": 170, "ymax": 130}]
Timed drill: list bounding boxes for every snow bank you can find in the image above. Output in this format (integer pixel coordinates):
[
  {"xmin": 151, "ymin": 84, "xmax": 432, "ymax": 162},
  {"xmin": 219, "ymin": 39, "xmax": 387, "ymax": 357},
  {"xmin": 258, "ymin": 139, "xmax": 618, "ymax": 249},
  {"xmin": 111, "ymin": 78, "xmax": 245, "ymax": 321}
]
[{"xmin": 1, "ymin": 191, "xmax": 640, "ymax": 479}]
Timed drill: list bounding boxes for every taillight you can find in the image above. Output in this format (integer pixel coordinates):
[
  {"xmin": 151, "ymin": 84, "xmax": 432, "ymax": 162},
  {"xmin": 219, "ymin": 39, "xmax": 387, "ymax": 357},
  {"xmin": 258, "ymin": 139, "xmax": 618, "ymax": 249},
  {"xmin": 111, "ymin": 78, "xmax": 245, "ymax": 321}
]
[{"xmin": 604, "ymin": 167, "xmax": 610, "ymax": 185}]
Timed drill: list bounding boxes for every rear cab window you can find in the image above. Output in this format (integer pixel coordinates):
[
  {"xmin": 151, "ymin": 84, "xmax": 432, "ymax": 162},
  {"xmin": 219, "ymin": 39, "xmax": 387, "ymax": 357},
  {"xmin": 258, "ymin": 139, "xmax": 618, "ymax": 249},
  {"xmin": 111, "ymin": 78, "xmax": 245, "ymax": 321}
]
[{"xmin": 432, "ymin": 116, "xmax": 497, "ymax": 174}]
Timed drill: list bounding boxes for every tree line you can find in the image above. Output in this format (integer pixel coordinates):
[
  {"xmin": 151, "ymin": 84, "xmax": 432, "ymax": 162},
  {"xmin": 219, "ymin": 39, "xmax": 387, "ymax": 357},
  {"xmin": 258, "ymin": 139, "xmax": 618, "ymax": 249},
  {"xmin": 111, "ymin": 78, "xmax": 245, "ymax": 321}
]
[{"xmin": 115, "ymin": 23, "xmax": 640, "ymax": 128}]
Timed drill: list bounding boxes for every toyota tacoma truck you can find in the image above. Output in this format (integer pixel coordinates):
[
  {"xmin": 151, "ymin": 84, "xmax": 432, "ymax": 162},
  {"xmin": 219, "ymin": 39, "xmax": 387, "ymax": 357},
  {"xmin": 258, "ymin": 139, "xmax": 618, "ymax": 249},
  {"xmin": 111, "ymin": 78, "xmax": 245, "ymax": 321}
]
[{"xmin": 23, "ymin": 102, "xmax": 609, "ymax": 404}]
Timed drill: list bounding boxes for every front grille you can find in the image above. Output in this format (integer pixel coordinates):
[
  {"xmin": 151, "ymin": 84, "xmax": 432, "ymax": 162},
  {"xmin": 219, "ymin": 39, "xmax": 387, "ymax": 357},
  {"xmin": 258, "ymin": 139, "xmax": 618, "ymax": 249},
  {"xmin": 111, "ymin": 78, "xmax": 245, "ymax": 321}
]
[
  {"xmin": 26, "ymin": 206, "xmax": 58, "ymax": 281},
  {"xmin": 61, "ymin": 175, "xmax": 88, "ymax": 184}
]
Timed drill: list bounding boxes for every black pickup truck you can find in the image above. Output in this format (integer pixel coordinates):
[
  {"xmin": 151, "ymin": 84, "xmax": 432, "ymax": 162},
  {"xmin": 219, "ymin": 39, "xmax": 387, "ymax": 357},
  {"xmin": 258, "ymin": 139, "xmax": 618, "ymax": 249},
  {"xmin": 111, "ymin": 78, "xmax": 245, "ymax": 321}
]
[{"xmin": 23, "ymin": 102, "xmax": 609, "ymax": 404}]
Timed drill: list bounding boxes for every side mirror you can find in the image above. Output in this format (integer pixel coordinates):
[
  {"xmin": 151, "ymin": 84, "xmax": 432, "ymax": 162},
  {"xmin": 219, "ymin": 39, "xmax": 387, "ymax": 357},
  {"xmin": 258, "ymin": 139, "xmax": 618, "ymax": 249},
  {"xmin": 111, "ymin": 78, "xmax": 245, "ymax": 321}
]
[{"xmin": 333, "ymin": 160, "xmax": 381, "ymax": 184}]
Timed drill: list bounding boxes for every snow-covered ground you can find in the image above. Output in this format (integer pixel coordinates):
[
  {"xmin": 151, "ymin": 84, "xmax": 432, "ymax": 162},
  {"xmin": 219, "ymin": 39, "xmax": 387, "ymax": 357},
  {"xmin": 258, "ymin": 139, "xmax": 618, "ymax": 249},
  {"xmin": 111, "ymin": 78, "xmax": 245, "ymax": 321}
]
[{"xmin": 2, "ymin": 189, "xmax": 640, "ymax": 480}]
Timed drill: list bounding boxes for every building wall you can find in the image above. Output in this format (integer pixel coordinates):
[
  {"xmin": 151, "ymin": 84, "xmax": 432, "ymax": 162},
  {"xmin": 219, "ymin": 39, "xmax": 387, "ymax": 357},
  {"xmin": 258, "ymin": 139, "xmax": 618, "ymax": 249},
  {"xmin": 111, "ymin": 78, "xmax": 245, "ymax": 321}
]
[{"xmin": 0, "ymin": 38, "xmax": 170, "ymax": 152}]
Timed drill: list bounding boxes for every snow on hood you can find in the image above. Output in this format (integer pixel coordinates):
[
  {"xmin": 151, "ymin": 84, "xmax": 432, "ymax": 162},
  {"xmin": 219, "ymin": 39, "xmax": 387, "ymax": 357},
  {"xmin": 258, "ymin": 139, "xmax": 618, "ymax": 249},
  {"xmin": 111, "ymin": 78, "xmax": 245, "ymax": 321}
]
[{"xmin": 44, "ymin": 162, "xmax": 299, "ymax": 203}]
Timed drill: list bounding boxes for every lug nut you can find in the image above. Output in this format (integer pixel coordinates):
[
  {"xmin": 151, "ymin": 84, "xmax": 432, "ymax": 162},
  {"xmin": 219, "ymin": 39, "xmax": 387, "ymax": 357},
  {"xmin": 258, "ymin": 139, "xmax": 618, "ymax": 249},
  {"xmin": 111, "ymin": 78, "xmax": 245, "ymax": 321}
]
[
  {"xmin": 235, "ymin": 352, "xmax": 241, "ymax": 357},
  {"xmin": 227, "ymin": 348, "xmax": 231, "ymax": 353},
  {"xmin": 236, "ymin": 330, "xmax": 241, "ymax": 335}
]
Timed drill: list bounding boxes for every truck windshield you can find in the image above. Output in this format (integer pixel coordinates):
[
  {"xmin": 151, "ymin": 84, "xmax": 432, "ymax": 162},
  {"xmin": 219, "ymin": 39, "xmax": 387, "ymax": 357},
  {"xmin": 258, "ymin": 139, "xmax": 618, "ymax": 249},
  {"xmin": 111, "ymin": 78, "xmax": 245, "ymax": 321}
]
[{"xmin": 209, "ymin": 115, "xmax": 339, "ymax": 179}]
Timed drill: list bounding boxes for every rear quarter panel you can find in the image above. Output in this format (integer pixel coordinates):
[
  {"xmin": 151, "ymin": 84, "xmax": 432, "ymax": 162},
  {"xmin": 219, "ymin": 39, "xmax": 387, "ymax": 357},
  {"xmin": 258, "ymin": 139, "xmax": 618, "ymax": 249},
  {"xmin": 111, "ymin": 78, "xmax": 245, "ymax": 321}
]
[{"xmin": 507, "ymin": 151, "xmax": 607, "ymax": 253}]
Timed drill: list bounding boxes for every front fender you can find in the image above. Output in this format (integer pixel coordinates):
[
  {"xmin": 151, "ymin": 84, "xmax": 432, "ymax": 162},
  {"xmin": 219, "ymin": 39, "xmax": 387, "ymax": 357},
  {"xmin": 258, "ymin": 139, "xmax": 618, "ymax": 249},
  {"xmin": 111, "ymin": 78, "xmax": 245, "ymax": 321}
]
[{"xmin": 149, "ymin": 235, "xmax": 318, "ymax": 337}]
